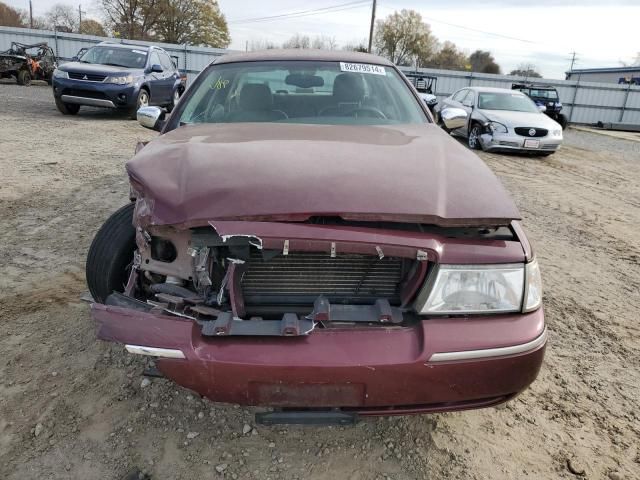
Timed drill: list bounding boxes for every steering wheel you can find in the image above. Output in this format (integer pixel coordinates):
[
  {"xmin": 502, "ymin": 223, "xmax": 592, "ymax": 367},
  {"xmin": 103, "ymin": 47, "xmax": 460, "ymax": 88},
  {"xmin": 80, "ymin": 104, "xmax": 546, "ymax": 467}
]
[{"xmin": 350, "ymin": 106, "xmax": 387, "ymax": 119}]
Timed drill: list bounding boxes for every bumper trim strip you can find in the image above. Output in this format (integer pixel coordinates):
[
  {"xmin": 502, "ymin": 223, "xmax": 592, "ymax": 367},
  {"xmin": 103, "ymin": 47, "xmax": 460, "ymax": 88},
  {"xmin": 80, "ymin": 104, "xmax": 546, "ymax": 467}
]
[
  {"xmin": 428, "ymin": 327, "xmax": 547, "ymax": 362},
  {"xmin": 60, "ymin": 95, "xmax": 116, "ymax": 108},
  {"xmin": 125, "ymin": 344, "xmax": 186, "ymax": 359}
]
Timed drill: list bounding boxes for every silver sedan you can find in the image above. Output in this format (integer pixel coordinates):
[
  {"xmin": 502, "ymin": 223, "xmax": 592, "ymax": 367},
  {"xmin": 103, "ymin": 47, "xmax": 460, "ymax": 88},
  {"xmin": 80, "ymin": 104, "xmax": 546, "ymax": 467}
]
[{"xmin": 437, "ymin": 87, "xmax": 563, "ymax": 156}]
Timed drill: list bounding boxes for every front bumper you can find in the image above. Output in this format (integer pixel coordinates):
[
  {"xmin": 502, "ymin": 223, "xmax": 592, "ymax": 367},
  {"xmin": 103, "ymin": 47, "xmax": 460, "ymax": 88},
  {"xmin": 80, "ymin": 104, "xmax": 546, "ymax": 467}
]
[
  {"xmin": 480, "ymin": 132, "xmax": 562, "ymax": 153},
  {"xmin": 52, "ymin": 77, "xmax": 139, "ymax": 109},
  {"xmin": 92, "ymin": 303, "xmax": 546, "ymax": 415}
]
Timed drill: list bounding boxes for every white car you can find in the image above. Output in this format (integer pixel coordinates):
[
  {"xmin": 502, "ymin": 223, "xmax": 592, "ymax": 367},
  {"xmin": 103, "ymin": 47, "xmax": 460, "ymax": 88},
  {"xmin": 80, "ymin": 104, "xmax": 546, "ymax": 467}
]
[{"xmin": 438, "ymin": 87, "xmax": 563, "ymax": 156}]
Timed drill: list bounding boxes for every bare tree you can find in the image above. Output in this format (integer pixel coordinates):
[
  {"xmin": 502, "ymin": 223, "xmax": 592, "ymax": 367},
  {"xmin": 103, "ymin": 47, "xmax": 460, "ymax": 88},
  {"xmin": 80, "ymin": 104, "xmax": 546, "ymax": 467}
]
[
  {"xmin": 282, "ymin": 34, "xmax": 311, "ymax": 49},
  {"xmin": 45, "ymin": 3, "xmax": 78, "ymax": 32},
  {"xmin": 101, "ymin": 0, "xmax": 161, "ymax": 40},
  {"xmin": 510, "ymin": 63, "xmax": 542, "ymax": 78},
  {"xmin": 250, "ymin": 39, "xmax": 278, "ymax": 50}
]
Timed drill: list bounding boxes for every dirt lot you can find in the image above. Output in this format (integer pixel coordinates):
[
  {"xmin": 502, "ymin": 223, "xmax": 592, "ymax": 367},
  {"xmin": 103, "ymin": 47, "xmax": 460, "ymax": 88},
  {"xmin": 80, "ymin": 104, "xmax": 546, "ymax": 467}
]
[{"xmin": 1, "ymin": 82, "xmax": 639, "ymax": 480}]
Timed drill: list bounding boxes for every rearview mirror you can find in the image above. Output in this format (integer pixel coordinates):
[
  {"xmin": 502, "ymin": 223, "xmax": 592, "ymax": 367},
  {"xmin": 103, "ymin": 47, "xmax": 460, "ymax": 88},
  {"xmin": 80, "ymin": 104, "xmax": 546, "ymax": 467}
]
[
  {"xmin": 285, "ymin": 73, "xmax": 324, "ymax": 89},
  {"xmin": 137, "ymin": 106, "xmax": 165, "ymax": 131},
  {"xmin": 440, "ymin": 107, "xmax": 468, "ymax": 130},
  {"xmin": 537, "ymin": 104, "xmax": 547, "ymax": 113},
  {"xmin": 150, "ymin": 64, "xmax": 163, "ymax": 73}
]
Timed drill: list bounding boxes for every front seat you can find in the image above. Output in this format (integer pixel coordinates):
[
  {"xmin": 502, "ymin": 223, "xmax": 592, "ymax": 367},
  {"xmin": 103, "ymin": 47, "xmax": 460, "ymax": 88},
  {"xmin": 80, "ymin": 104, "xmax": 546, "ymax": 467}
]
[
  {"xmin": 227, "ymin": 84, "xmax": 288, "ymax": 122},
  {"xmin": 319, "ymin": 73, "xmax": 365, "ymax": 117}
]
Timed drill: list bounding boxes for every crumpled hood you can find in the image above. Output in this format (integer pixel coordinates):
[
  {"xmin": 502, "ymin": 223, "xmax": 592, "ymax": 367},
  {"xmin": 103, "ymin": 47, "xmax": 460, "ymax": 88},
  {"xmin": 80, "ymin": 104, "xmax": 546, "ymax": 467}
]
[
  {"xmin": 127, "ymin": 122, "xmax": 521, "ymax": 228},
  {"xmin": 482, "ymin": 110, "xmax": 560, "ymax": 130}
]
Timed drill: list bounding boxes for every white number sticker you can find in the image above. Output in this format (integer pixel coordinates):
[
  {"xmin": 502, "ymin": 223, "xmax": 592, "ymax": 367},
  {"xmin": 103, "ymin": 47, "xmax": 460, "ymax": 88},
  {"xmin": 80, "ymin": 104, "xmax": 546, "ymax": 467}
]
[{"xmin": 339, "ymin": 62, "xmax": 386, "ymax": 75}]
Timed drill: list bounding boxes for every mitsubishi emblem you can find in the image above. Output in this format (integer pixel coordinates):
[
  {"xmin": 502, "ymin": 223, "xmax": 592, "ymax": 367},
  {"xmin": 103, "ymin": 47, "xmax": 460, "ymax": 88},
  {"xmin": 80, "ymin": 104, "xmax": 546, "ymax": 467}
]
[{"xmin": 83, "ymin": 75, "xmax": 88, "ymax": 80}]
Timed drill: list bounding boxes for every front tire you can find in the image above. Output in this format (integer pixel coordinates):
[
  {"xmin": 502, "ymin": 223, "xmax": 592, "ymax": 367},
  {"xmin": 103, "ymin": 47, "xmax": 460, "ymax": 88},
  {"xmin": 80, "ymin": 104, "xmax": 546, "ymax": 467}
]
[
  {"xmin": 166, "ymin": 88, "xmax": 181, "ymax": 113},
  {"xmin": 468, "ymin": 124, "xmax": 482, "ymax": 150},
  {"xmin": 129, "ymin": 88, "xmax": 150, "ymax": 119},
  {"xmin": 86, "ymin": 203, "xmax": 137, "ymax": 303},
  {"xmin": 17, "ymin": 70, "xmax": 31, "ymax": 86},
  {"xmin": 55, "ymin": 97, "xmax": 80, "ymax": 115}
]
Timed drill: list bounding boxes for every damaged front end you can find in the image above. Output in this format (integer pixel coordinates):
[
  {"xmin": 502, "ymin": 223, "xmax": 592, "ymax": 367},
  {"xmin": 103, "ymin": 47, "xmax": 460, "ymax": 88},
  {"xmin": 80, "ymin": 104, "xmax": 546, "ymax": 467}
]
[{"xmin": 106, "ymin": 217, "xmax": 436, "ymax": 338}]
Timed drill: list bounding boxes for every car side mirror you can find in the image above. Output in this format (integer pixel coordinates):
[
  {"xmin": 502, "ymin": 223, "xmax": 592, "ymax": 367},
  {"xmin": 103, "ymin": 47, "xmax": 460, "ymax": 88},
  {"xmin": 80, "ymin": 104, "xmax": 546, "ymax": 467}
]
[
  {"xmin": 440, "ymin": 107, "xmax": 468, "ymax": 130},
  {"xmin": 537, "ymin": 104, "xmax": 547, "ymax": 113},
  {"xmin": 71, "ymin": 56, "xmax": 78, "ymax": 62},
  {"xmin": 137, "ymin": 106, "xmax": 165, "ymax": 131},
  {"xmin": 150, "ymin": 64, "xmax": 163, "ymax": 73}
]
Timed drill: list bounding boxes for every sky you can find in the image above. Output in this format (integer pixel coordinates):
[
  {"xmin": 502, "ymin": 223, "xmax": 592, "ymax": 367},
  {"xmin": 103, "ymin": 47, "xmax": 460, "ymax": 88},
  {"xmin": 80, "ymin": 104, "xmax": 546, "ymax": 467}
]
[{"xmin": 6, "ymin": 0, "xmax": 640, "ymax": 79}]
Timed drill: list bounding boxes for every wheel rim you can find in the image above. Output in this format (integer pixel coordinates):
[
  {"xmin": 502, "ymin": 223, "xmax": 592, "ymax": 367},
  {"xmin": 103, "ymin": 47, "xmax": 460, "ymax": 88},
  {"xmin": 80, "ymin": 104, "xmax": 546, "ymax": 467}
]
[
  {"xmin": 139, "ymin": 91, "xmax": 149, "ymax": 108},
  {"xmin": 469, "ymin": 127, "xmax": 479, "ymax": 148}
]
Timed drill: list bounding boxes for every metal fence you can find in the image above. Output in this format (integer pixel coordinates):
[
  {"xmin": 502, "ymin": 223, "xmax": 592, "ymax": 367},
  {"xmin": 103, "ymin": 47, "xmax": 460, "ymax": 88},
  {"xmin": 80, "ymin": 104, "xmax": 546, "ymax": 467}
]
[
  {"xmin": 398, "ymin": 66, "xmax": 640, "ymax": 126},
  {"xmin": 0, "ymin": 25, "xmax": 230, "ymax": 84},
  {"xmin": 2, "ymin": 25, "xmax": 640, "ymax": 125}
]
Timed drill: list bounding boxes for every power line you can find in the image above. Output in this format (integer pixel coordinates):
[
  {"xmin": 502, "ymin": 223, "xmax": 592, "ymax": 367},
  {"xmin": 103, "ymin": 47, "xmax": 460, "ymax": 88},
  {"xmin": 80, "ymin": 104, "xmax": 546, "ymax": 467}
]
[
  {"xmin": 417, "ymin": 14, "xmax": 538, "ymax": 44},
  {"xmin": 229, "ymin": 0, "xmax": 371, "ymax": 25}
]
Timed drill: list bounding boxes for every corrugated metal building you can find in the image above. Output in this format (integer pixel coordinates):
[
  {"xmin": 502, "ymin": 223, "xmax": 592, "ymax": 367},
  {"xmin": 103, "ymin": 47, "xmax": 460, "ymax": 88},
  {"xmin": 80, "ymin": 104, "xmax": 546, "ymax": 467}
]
[{"xmin": 566, "ymin": 66, "xmax": 640, "ymax": 84}]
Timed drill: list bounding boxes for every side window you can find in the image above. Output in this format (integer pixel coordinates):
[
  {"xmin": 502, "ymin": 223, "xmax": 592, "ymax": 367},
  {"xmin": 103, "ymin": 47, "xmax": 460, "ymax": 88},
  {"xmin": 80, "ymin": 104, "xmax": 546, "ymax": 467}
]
[
  {"xmin": 150, "ymin": 51, "xmax": 162, "ymax": 68},
  {"xmin": 452, "ymin": 89, "xmax": 467, "ymax": 102},
  {"xmin": 462, "ymin": 90, "xmax": 475, "ymax": 106},
  {"xmin": 160, "ymin": 52, "xmax": 174, "ymax": 71}
]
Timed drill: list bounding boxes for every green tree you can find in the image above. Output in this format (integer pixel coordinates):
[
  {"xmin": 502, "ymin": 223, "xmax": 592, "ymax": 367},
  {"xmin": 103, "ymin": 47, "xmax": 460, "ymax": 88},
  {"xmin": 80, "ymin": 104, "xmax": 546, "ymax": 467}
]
[
  {"xmin": 469, "ymin": 50, "xmax": 501, "ymax": 74},
  {"xmin": 374, "ymin": 9, "xmax": 436, "ymax": 66},
  {"xmin": 80, "ymin": 18, "xmax": 107, "ymax": 36},
  {"xmin": 155, "ymin": 0, "xmax": 230, "ymax": 47},
  {"xmin": 0, "ymin": 1, "xmax": 26, "ymax": 27},
  {"xmin": 428, "ymin": 41, "xmax": 469, "ymax": 70}
]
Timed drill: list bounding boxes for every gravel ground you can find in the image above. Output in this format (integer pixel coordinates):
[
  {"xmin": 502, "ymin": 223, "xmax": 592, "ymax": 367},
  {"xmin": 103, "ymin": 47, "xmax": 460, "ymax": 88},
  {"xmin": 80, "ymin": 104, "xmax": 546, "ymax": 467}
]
[{"xmin": 1, "ymin": 82, "xmax": 639, "ymax": 480}]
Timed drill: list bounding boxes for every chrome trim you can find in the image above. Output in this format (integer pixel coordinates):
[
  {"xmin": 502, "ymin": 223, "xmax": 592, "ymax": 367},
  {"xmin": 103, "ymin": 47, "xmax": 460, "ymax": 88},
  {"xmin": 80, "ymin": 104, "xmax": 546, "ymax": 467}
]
[
  {"xmin": 125, "ymin": 344, "xmax": 185, "ymax": 359},
  {"xmin": 60, "ymin": 95, "xmax": 116, "ymax": 108},
  {"xmin": 428, "ymin": 327, "xmax": 547, "ymax": 363}
]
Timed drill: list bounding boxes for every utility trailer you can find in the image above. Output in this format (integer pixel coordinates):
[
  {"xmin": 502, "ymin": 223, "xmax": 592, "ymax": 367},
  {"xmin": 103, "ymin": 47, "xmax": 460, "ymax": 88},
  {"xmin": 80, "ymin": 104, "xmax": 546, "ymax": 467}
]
[{"xmin": 0, "ymin": 42, "xmax": 57, "ymax": 86}]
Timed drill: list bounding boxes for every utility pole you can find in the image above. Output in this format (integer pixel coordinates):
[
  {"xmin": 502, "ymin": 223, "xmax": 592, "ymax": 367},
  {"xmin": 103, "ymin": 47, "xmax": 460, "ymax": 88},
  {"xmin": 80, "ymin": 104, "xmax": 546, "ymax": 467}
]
[
  {"xmin": 367, "ymin": 0, "xmax": 377, "ymax": 53},
  {"xmin": 29, "ymin": 0, "xmax": 33, "ymax": 28},
  {"xmin": 569, "ymin": 51, "xmax": 578, "ymax": 72},
  {"xmin": 78, "ymin": 4, "xmax": 85, "ymax": 34}
]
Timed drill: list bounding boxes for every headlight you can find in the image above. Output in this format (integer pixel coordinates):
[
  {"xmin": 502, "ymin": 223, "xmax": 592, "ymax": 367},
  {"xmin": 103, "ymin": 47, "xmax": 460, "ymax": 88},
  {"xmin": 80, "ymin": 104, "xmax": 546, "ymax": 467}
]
[
  {"xmin": 416, "ymin": 259, "xmax": 543, "ymax": 315},
  {"xmin": 106, "ymin": 74, "xmax": 134, "ymax": 85},
  {"xmin": 427, "ymin": 98, "xmax": 437, "ymax": 105},
  {"xmin": 523, "ymin": 258, "xmax": 542, "ymax": 312},
  {"xmin": 53, "ymin": 69, "xmax": 68, "ymax": 79},
  {"xmin": 418, "ymin": 264, "xmax": 524, "ymax": 314},
  {"xmin": 552, "ymin": 129, "xmax": 562, "ymax": 137},
  {"xmin": 487, "ymin": 121, "xmax": 508, "ymax": 134}
]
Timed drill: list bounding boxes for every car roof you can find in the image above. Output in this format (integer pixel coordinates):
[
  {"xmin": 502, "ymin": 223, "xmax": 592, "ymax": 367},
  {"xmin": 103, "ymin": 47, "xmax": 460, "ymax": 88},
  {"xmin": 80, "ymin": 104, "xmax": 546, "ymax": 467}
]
[
  {"xmin": 96, "ymin": 41, "xmax": 160, "ymax": 52},
  {"xmin": 214, "ymin": 49, "xmax": 394, "ymax": 66},
  {"xmin": 466, "ymin": 86, "xmax": 528, "ymax": 94}
]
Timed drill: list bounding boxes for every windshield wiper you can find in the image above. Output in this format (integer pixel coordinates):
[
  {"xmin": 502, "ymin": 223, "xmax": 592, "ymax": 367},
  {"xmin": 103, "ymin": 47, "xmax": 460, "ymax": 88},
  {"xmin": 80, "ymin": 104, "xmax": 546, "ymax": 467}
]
[{"xmin": 102, "ymin": 62, "xmax": 129, "ymax": 68}]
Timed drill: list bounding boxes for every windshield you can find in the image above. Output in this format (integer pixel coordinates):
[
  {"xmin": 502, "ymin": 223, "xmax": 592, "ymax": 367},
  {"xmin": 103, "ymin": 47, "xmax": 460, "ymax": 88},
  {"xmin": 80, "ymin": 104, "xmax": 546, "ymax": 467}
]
[
  {"xmin": 178, "ymin": 61, "xmax": 427, "ymax": 126},
  {"xmin": 79, "ymin": 46, "xmax": 147, "ymax": 69},
  {"xmin": 478, "ymin": 92, "xmax": 539, "ymax": 113},
  {"xmin": 529, "ymin": 89, "xmax": 559, "ymax": 100}
]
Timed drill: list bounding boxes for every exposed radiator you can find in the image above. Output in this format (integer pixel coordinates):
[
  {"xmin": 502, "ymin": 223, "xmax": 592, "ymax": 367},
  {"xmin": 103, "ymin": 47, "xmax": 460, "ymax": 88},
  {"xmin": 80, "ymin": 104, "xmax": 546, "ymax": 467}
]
[{"xmin": 241, "ymin": 251, "xmax": 405, "ymax": 306}]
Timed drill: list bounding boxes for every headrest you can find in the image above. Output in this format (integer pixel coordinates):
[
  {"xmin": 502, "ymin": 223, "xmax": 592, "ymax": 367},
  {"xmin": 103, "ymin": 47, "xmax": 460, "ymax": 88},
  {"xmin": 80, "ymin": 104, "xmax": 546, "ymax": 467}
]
[
  {"xmin": 332, "ymin": 73, "xmax": 365, "ymax": 103},
  {"xmin": 239, "ymin": 83, "xmax": 273, "ymax": 110}
]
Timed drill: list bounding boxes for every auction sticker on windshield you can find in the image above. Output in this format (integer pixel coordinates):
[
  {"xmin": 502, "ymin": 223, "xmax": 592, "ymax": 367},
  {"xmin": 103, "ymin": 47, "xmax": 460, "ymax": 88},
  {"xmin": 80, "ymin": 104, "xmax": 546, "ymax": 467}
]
[{"xmin": 340, "ymin": 62, "xmax": 386, "ymax": 75}]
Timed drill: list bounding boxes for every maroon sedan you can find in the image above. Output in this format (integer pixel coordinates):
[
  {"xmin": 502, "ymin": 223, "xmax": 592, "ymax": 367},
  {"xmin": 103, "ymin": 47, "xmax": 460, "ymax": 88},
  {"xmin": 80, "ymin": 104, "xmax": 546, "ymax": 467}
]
[{"xmin": 87, "ymin": 50, "xmax": 545, "ymax": 424}]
